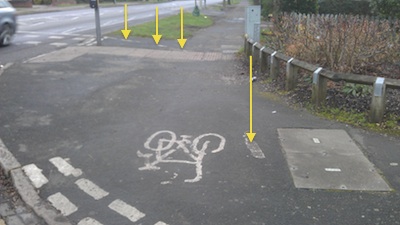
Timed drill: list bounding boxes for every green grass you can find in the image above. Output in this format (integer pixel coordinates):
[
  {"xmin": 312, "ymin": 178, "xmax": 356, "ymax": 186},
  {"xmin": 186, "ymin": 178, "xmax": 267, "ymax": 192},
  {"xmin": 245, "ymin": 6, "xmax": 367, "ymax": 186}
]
[
  {"xmin": 124, "ymin": 12, "xmax": 213, "ymax": 40},
  {"xmin": 313, "ymin": 106, "xmax": 400, "ymax": 136}
]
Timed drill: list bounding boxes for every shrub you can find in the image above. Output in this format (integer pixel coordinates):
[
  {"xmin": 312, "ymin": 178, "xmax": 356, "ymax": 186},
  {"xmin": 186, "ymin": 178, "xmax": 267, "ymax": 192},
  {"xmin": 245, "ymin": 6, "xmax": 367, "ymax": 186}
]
[
  {"xmin": 318, "ymin": 0, "xmax": 372, "ymax": 15},
  {"xmin": 267, "ymin": 13, "xmax": 400, "ymax": 77},
  {"xmin": 370, "ymin": 0, "xmax": 400, "ymax": 19},
  {"xmin": 32, "ymin": 0, "xmax": 42, "ymax": 4}
]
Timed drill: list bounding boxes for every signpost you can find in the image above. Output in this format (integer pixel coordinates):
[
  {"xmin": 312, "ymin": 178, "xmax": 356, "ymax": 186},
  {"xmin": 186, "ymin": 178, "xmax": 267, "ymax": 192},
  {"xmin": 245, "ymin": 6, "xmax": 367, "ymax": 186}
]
[{"xmin": 90, "ymin": 0, "xmax": 102, "ymax": 46}]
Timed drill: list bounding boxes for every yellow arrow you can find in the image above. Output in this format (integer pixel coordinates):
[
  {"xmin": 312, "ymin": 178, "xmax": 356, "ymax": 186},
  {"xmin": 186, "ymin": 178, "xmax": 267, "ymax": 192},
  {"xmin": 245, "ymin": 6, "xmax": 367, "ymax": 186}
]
[
  {"xmin": 246, "ymin": 56, "xmax": 256, "ymax": 142},
  {"xmin": 121, "ymin": 4, "xmax": 131, "ymax": 39},
  {"xmin": 177, "ymin": 7, "xmax": 187, "ymax": 48},
  {"xmin": 152, "ymin": 7, "xmax": 162, "ymax": 44}
]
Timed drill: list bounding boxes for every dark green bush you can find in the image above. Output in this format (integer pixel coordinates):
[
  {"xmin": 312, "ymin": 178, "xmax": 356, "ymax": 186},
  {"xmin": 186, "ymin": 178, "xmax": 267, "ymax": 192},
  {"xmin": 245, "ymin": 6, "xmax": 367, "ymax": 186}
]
[{"xmin": 318, "ymin": 0, "xmax": 371, "ymax": 15}]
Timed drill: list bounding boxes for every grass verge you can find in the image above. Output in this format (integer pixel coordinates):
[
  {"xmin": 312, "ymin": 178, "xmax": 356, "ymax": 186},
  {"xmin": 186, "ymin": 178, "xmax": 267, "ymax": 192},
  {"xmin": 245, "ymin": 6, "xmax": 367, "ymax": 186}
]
[
  {"xmin": 312, "ymin": 106, "xmax": 400, "ymax": 136},
  {"xmin": 118, "ymin": 12, "xmax": 213, "ymax": 39}
]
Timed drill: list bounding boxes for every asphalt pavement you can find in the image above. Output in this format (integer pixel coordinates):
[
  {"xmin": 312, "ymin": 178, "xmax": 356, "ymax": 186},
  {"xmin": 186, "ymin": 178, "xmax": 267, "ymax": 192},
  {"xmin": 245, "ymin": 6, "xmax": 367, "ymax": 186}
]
[{"xmin": 1, "ymin": 1, "xmax": 400, "ymax": 225}]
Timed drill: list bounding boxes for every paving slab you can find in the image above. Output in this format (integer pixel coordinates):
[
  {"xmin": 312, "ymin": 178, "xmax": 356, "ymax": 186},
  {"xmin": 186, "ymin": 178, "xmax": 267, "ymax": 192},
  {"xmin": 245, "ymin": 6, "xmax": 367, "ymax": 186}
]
[{"xmin": 278, "ymin": 128, "xmax": 391, "ymax": 191}]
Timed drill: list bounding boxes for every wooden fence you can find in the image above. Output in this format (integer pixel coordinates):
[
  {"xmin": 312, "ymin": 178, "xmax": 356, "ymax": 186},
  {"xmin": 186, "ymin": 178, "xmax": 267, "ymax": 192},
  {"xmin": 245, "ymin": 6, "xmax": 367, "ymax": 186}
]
[{"xmin": 244, "ymin": 37, "xmax": 400, "ymax": 123}]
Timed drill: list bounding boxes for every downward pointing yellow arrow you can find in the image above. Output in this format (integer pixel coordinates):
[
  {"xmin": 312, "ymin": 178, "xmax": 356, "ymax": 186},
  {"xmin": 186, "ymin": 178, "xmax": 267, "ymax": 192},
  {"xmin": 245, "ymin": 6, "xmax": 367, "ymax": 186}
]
[
  {"xmin": 177, "ymin": 7, "xmax": 187, "ymax": 48},
  {"xmin": 152, "ymin": 7, "xmax": 162, "ymax": 44},
  {"xmin": 121, "ymin": 4, "xmax": 131, "ymax": 39},
  {"xmin": 246, "ymin": 56, "xmax": 256, "ymax": 142}
]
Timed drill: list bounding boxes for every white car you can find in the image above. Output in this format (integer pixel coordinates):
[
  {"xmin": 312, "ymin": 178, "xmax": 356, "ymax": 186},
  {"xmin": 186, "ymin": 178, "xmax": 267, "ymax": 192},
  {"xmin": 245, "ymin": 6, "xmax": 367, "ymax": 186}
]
[{"xmin": 0, "ymin": 0, "xmax": 16, "ymax": 46}]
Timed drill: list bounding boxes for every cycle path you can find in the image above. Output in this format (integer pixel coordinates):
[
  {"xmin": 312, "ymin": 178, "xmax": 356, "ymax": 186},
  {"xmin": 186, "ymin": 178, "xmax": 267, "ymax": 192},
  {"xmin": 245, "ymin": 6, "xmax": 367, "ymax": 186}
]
[{"xmin": 1, "ymin": 1, "xmax": 400, "ymax": 225}]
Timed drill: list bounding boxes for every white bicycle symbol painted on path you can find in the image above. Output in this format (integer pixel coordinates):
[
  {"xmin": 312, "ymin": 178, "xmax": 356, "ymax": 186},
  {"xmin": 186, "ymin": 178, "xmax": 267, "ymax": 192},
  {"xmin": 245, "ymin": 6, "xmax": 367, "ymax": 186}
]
[{"xmin": 137, "ymin": 130, "xmax": 226, "ymax": 183}]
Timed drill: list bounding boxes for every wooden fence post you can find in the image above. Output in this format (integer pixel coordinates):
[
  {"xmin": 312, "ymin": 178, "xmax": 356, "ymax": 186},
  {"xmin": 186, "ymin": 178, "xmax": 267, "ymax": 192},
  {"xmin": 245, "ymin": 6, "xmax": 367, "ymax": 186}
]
[
  {"xmin": 369, "ymin": 77, "xmax": 386, "ymax": 123},
  {"xmin": 286, "ymin": 58, "xmax": 298, "ymax": 91},
  {"xmin": 311, "ymin": 67, "xmax": 326, "ymax": 107},
  {"xmin": 259, "ymin": 47, "xmax": 268, "ymax": 74},
  {"xmin": 244, "ymin": 36, "xmax": 248, "ymax": 57},
  {"xmin": 246, "ymin": 40, "xmax": 253, "ymax": 57},
  {"xmin": 270, "ymin": 51, "xmax": 279, "ymax": 79},
  {"xmin": 252, "ymin": 42, "xmax": 259, "ymax": 64}
]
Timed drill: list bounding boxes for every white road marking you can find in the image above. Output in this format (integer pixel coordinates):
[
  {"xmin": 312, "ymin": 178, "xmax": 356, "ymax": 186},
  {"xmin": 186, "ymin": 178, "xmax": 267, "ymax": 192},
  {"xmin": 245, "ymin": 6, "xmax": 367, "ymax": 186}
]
[
  {"xmin": 23, "ymin": 34, "xmax": 40, "ymax": 38},
  {"xmin": 222, "ymin": 50, "xmax": 238, "ymax": 54},
  {"xmin": 72, "ymin": 37, "xmax": 86, "ymax": 41},
  {"xmin": 313, "ymin": 138, "xmax": 321, "ymax": 144},
  {"xmin": 50, "ymin": 42, "xmax": 68, "ymax": 47},
  {"xmin": 325, "ymin": 168, "xmax": 341, "ymax": 172},
  {"xmin": 155, "ymin": 222, "xmax": 168, "ymax": 225},
  {"xmin": 75, "ymin": 178, "xmax": 109, "ymax": 200},
  {"xmin": 47, "ymin": 192, "xmax": 78, "ymax": 216},
  {"xmin": 49, "ymin": 157, "xmax": 82, "ymax": 177},
  {"xmin": 23, "ymin": 41, "xmax": 41, "ymax": 45},
  {"xmin": 108, "ymin": 199, "xmax": 145, "ymax": 223},
  {"xmin": 32, "ymin": 22, "xmax": 45, "ymax": 26},
  {"xmin": 48, "ymin": 36, "xmax": 65, "ymax": 39},
  {"xmin": 77, "ymin": 217, "xmax": 104, "ymax": 225},
  {"xmin": 244, "ymin": 135, "xmax": 265, "ymax": 159},
  {"xmin": 22, "ymin": 164, "xmax": 48, "ymax": 188},
  {"xmin": 390, "ymin": 162, "xmax": 398, "ymax": 166},
  {"xmin": 71, "ymin": 17, "xmax": 80, "ymax": 21},
  {"xmin": 138, "ymin": 131, "xmax": 226, "ymax": 183}
]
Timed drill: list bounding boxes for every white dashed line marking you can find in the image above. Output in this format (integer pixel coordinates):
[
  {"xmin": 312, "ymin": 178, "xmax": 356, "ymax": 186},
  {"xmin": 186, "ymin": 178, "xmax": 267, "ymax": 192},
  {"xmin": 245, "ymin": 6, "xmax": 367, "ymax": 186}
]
[
  {"xmin": 313, "ymin": 138, "xmax": 321, "ymax": 144},
  {"xmin": 23, "ymin": 41, "xmax": 41, "ymax": 45},
  {"xmin": 50, "ymin": 42, "xmax": 68, "ymax": 47},
  {"xmin": 325, "ymin": 168, "xmax": 341, "ymax": 172},
  {"xmin": 244, "ymin": 135, "xmax": 265, "ymax": 159},
  {"xmin": 77, "ymin": 217, "xmax": 104, "ymax": 225},
  {"xmin": 75, "ymin": 178, "xmax": 109, "ymax": 200},
  {"xmin": 108, "ymin": 199, "xmax": 145, "ymax": 223},
  {"xmin": 47, "ymin": 192, "xmax": 78, "ymax": 216},
  {"xmin": 48, "ymin": 36, "xmax": 65, "ymax": 39},
  {"xmin": 22, "ymin": 164, "xmax": 48, "ymax": 188},
  {"xmin": 73, "ymin": 37, "xmax": 86, "ymax": 41},
  {"xmin": 23, "ymin": 34, "xmax": 40, "ymax": 38},
  {"xmin": 49, "ymin": 157, "xmax": 82, "ymax": 177},
  {"xmin": 155, "ymin": 222, "xmax": 168, "ymax": 225}
]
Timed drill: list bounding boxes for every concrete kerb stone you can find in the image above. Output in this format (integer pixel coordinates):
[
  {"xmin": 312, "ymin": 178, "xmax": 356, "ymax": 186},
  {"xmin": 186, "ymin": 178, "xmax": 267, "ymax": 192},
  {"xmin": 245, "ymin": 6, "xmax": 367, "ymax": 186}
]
[{"xmin": 0, "ymin": 138, "xmax": 72, "ymax": 225}]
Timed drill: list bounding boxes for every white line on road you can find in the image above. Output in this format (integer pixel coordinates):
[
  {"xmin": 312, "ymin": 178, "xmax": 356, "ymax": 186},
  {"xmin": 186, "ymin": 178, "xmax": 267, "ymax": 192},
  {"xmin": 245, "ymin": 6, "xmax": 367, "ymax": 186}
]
[
  {"xmin": 23, "ymin": 41, "xmax": 41, "ymax": 45},
  {"xmin": 23, "ymin": 34, "xmax": 40, "ymax": 38},
  {"xmin": 313, "ymin": 138, "xmax": 321, "ymax": 144},
  {"xmin": 155, "ymin": 222, "xmax": 169, "ymax": 225},
  {"xmin": 47, "ymin": 192, "xmax": 78, "ymax": 216},
  {"xmin": 75, "ymin": 178, "xmax": 109, "ymax": 200},
  {"xmin": 108, "ymin": 199, "xmax": 146, "ymax": 223},
  {"xmin": 48, "ymin": 36, "xmax": 65, "ymax": 39},
  {"xmin": 49, "ymin": 157, "xmax": 82, "ymax": 177},
  {"xmin": 50, "ymin": 42, "xmax": 68, "ymax": 47},
  {"xmin": 244, "ymin": 135, "xmax": 265, "ymax": 159},
  {"xmin": 77, "ymin": 217, "xmax": 104, "ymax": 225},
  {"xmin": 22, "ymin": 164, "xmax": 48, "ymax": 188},
  {"xmin": 325, "ymin": 168, "xmax": 341, "ymax": 172}
]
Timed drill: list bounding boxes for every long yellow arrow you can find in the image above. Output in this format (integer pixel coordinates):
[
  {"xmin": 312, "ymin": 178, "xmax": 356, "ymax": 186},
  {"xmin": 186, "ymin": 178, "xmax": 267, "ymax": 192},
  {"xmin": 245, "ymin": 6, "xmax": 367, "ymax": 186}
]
[
  {"xmin": 121, "ymin": 4, "xmax": 131, "ymax": 39},
  {"xmin": 177, "ymin": 7, "xmax": 187, "ymax": 48},
  {"xmin": 152, "ymin": 7, "xmax": 162, "ymax": 44},
  {"xmin": 246, "ymin": 56, "xmax": 256, "ymax": 142}
]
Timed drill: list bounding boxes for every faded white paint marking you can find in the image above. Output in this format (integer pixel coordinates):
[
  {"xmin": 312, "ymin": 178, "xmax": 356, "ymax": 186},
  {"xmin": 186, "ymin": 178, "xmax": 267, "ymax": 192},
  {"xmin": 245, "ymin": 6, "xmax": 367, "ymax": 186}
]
[
  {"xmin": 47, "ymin": 192, "xmax": 78, "ymax": 216},
  {"xmin": 390, "ymin": 162, "xmax": 398, "ymax": 166},
  {"xmin": 75, "ymin": 178, "xmax": 109, "ymax": 200},
  {"xmin": 23, "ymin": 41, "xmax": 41, "ymax": 45},
  {"xmin": 77, "ymin": 217, "xmax": 104, "ymax": 225},
  {"xmin": 155, "ymin": 222, "xmax": 168, "ymax": 225},
  {"xmin": 22, "ymin": 164, "xmax": 48, "ymax": 188},
  {"xmin": 138, "ymin": 130, "xmax": 226, "ymax": 183},
  {"xmin": 313, "ymin": 138, "xmax": 321, "ymax": 144},
  {"xmin": 72, "ymin": 37, "xmax": 86, "ymax": 41},
  {"xmin": 244, "ymin": 135, "xmax": 265, "ymax": 159},
  {"xmin": 49, "ymin": 157, "xmax": 82, "ymax": 177},
  {"xmin": 222, "ymin": 50, "xmax": 238, "ymax": 54},
  {"xmin": 108, "ymin": 199, "xmax": 145, "ymax": 223},
  {"xmin": 325, "ymin": 168, "xmax": 341, "ymax": 172},
  {"xmin": 48, "ymin": 36, "xmax": 64, "ymax": 39},
  {"xmin": 50, "ymin": 42, "xmax": 68, "ymax": 47},
  {"xmin": 24, "ymin": 34, "xmax": 40, "ymax": 38}
]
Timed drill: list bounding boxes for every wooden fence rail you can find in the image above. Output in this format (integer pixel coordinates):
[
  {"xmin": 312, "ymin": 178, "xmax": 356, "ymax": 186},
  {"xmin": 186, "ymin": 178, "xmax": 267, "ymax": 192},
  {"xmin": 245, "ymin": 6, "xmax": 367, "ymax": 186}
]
[{"xmin": 244, "ymin": 37, "xmax": 400, "ymax": 123}]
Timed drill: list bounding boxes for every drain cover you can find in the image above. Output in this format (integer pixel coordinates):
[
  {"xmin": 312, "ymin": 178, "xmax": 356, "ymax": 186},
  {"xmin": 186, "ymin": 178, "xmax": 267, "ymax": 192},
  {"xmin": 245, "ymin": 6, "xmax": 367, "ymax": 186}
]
[{"xmin": 278, "ymin": 129, "xmax": 391, "ymax": 191}]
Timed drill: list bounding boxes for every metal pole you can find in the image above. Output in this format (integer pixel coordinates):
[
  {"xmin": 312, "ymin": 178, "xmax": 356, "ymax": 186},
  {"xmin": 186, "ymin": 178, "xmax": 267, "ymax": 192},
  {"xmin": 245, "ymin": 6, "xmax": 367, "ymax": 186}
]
[{"xmin": 95, "ymin": 3, "xmax": 102, "ymax": 46}]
